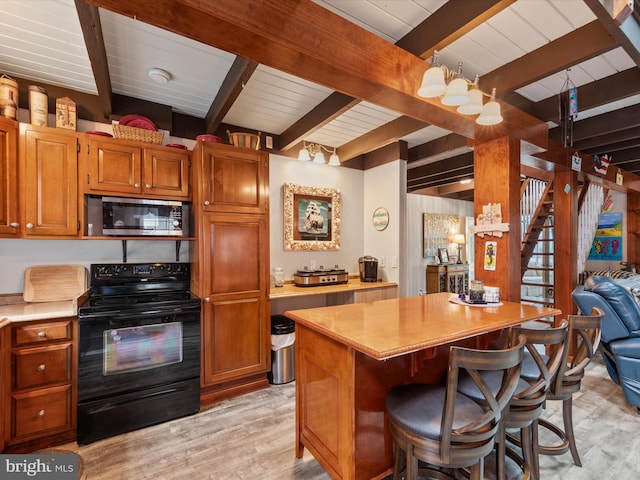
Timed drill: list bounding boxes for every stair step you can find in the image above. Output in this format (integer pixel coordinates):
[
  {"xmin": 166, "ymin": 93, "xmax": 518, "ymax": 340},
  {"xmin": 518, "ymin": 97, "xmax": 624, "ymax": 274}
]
[
  {"xmin": 521, "ymin": 280, "xmax": 554, "ymax": 287},
  {"xmin": 520, "ymin": 295, "xmax": 555, "ymax": 306},
  {"xmin": 522, "ymin": 267, "xmax": 554, "ymax": 272}
]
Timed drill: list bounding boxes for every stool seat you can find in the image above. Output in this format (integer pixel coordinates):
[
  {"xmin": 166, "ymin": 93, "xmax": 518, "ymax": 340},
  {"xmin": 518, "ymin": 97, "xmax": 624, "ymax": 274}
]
[
  {"xmin": 385, "ymin": 337, "xmax": 526, "ymax": 480},
  {"xmin": 386, "ymin": 384, "xmax": 487, "ymax": 440}
]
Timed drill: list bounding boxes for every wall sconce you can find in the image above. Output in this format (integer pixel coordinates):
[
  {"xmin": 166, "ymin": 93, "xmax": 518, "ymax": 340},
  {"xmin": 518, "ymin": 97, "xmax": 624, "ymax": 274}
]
[
  {"xmin": 418, "ymin": 51, "xmax": 502, "ymax": 126},
  {"xmin": 298, "ymin": 142, "xmax": 340, "ymax": 166}
]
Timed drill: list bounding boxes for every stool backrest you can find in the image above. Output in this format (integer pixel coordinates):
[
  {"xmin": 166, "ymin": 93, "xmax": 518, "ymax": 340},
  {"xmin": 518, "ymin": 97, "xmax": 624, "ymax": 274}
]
[
  {"xmin": 511, "ymin": 320, "xmax": 568, "ymax": 401},
  {"xmin": 441, "ymin": 335, "xmax": 526, "ymax": 462},
  {"xmin": 551, "ymin": 308, "xmax": 603, "ymax": 395}
]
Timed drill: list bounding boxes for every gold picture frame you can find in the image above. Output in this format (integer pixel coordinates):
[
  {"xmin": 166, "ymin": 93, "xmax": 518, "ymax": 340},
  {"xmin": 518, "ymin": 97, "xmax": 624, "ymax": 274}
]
[{"xmin": 283, "ymin": 183, "xmax": 341, "ymax": 251}]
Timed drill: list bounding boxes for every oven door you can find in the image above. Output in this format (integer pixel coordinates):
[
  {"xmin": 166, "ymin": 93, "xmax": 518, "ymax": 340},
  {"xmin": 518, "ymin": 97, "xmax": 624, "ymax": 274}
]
[{"xmin": 77, "ymin": 303, "xmax": 201, "ymax": 403}]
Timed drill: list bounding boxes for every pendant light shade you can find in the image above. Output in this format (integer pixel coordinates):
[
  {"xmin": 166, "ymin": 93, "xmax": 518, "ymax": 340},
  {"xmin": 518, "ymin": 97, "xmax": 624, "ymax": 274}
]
[
  {"xmin": 458, "ymin": 76, "xmax": 483, "ymax": 115},
  {"xmin": 328, "ymin": 152, "xmax": 340, "ymax": 166},
  {"xmin": 441, "ymin": 63, "xmax": 468, "ymax": 106},
  {"xmin": 476, "ymin": 88, "xmax": 503, "ymax": 126},
  {"xmin": 417, "ymin": 51, "xmax": 446, "ymax": 98},
  {"xmin": 313, "ymin": 151, "xmax": 326, "ymax": 164},
  {"xmin": 416, "ymin": 53, "xmax": 503, "ymax": 125},
  {"xmin": 418, "ymin": 66, "xmax": 446, "ymax": 98},
  {"xmin": 298, "ymin": 147, "xmax": 311, "ymax": 161}
]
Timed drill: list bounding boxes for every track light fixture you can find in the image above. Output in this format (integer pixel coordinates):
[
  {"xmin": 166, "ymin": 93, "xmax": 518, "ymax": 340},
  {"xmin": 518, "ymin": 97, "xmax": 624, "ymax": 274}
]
[{"xmin": 418, "ymin": 51, "xmax": 503, "ymax": 126}]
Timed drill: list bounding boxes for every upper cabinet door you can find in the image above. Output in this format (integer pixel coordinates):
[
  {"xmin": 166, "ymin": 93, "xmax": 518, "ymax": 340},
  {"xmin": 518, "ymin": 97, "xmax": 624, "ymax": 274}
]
[
  {"xmin": 20, "ymin": 124, "xmax": 78, "ymax": 237},
  {"xmin": 85, "ymin": 137, "xmax": 142, "ymax": 195},
  {"xmin": 199, "ymin": 143, "xmax": 268, "ymax": 214},
  {"xmin": 142, "ymin": 147, "xmax": 190, "ymax": 199},
  {"xmin": 0, "ymin": 118, "xmax": 19, "ymax": 237}
]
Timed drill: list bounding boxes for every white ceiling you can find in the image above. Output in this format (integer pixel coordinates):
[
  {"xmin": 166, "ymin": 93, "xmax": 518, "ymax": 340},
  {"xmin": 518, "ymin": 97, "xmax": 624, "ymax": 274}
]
[{"xmin": 0, "ymin": 0, "xmax": 638, "ymax": 157}]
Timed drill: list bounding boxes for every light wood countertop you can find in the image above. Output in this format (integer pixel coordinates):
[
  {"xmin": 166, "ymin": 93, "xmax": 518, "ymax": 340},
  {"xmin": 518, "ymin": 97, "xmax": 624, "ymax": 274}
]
[
  {"xmin": 270, "ymin": 278, "xmax": 397, "ymax": 299},
  {"xmin": 285, "ymin": 292, "xmax": 561, "ymax": 360},
  {"xmin": 0, "ymin": 300, "xmax": 78, "ymax": 323}
]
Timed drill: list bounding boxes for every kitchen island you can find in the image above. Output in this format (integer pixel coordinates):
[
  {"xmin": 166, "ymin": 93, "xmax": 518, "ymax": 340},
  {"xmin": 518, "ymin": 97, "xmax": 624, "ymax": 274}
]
[{"xmin": 284, "ymin": 292, "xmax": 561, "ymax": 480}]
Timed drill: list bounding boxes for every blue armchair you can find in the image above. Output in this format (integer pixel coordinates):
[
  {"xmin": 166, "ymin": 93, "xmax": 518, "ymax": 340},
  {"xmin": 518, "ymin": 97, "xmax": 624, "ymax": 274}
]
[{"xmin": 572, "ymin": 276, "xmax": 640, "ymax": 412}]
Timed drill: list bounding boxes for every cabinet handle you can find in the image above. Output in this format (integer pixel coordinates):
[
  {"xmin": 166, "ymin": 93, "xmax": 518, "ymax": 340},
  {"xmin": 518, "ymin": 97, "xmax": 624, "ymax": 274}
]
[
  {"xmin": 203, "ymin": 200, "xmax": 210, "ymax": 206},
  {"xmin": 134, "ymin": 183, "xmax": 140, "ymax": 188},
  {"xmin": 37, "ymin": 410, "xmax": 45, "ymax": 418},
  {"xmin": 26, "ymin": 223, "xmax": 34, "ymax": 229},
  {"xmin": 204, "ymin": 297, "xmax": 210, "ymax": 303},
  {"xmin": 9, "ymin": 222, "xmax": 19, "ymax": 228},
  {"xmin": 37, "ymin": 364, "xmax": 46, "ymax": 372},
  {"xmin": 37, "ymin": 331, "xmax": 47, "ymax": 338},
  {"xmin": 145, "ymin": 183, "xmax": 151, "ymax": 188}
]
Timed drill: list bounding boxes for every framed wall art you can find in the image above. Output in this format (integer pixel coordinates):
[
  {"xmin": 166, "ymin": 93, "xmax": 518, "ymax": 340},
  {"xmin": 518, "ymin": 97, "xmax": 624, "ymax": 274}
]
[
  {"xmin": 422, "ymin": 213, "xmax": 462, "ymax": 258},
  {"xmin": 283, "ymin": 183, "xmax": 341, "ymax": 251}
]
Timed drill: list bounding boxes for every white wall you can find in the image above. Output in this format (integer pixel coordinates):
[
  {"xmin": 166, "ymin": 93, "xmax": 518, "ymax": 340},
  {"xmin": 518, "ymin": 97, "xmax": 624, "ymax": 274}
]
[
  {"xmin": 269, "ymin": 154, "xmax": 364, "ymax": 280},
  {"xmin": 0, "ymin": 239, "xmax": 185, "ymax": 293},
  {"xmin": 362, "ymin": 160, "xmax": 405, "ymax": 285},
  {"xmin": 404, "ymin": 193, "xmax": 474, "ymax": 297}
]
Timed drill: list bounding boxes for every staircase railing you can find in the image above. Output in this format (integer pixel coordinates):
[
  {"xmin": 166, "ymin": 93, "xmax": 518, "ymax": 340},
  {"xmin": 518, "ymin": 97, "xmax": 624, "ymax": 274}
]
[
  {"xmin": 520, "ymin": 178, "xmax": 548, "ymax": 243},
  {"xmin": 577, "ymin": 183, "xmax": 604, "ymax": 276}
]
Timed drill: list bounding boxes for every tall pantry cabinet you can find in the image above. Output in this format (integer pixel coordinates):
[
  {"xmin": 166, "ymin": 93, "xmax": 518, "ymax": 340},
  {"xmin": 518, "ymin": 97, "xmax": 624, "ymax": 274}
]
[{"xmin": 190, "ymin": 141, "xmax": 270, "ymax": 403}]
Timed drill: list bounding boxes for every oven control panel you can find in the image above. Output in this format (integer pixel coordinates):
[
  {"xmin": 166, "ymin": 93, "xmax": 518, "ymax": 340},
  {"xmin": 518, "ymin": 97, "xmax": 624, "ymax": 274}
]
[{"xmin": 91, "ymin": 263, "xmax": 189, "ymax": 282}]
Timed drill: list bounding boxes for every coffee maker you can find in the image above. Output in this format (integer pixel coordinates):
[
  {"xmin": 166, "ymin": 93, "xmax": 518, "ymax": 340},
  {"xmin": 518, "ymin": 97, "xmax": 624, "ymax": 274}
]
[{"xmin": 358, "ymin": 256, "xmax": 378, "ymax": 282}]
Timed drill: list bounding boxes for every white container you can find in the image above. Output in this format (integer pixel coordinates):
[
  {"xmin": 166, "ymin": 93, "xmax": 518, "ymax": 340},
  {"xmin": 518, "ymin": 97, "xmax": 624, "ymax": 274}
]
[
  {"xmin": 485, "ymin": 286, "xmax": 500, "ymax": 303},
  {"xmin": 273, "ymin": 267, "xmax": 285, "ymax": 287}
]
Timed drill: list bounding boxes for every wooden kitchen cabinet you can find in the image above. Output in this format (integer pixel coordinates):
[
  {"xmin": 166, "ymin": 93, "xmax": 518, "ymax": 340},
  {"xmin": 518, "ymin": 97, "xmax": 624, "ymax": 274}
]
[
  {"xmin": 199, "ymin": 213, "xmax": 270, "ymax": 386},
  {"xmin": 20, "ymin": 124, "xmax": 79, "ymax": 238},
  {"xmin": 0, "ymin": 118, "xmax": 19, "ymax": 237},
  {"xmin": 3, "ymin": 317, "xmax": 77, "ymax": 452},
  {"xmin": 196, "ymin": 141, "xmax": 267, "ymax": 214},
  {"xmin": 81, "ymin": 135, "xmax": 190, "ymax": 199},
  {"xmin": 426, "ymin": 264, "xmax": 469, "ymax": 294},
  {"xmin": 191, "ymin": 141, "xmax": 270, "ymax": 403}
]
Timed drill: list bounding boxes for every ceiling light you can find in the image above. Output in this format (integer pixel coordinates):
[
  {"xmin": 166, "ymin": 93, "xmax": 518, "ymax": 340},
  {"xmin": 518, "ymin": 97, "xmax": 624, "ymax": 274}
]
[
  {"xmin": 417, "ymin": 52, "xmax": 502, "ymax": 125},
  {"xmin": 476, "ymin": 88, "xmax": 503, "ymax": 126},
  {"xmin": 297, "ymin": 142, "xmax": 340, "ymax": 166},
  {"xmin": 148, "ymin": 68, "xmax": 171, "ymax": 84}
]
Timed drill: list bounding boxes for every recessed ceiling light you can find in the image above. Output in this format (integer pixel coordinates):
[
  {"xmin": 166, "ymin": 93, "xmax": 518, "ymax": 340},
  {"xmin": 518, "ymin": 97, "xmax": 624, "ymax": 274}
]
[{"xmin": 148, "ymin": 68, "xmax": 171, "ymax": 84}]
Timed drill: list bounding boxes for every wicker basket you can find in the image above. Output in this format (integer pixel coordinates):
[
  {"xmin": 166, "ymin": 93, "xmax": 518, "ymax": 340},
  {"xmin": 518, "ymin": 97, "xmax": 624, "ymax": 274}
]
[
  {"xmin": 227, "ymin": 130, "xmax": 260, "ymax": 149},
  {"xmin": 113, "ymin": 124, "xmax": 164, "ymax": 145}
]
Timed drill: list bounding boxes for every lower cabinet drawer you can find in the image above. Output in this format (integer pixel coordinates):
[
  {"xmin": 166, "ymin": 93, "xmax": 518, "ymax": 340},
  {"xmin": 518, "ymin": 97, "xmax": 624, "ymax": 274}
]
[
  {"xmin": 12, "ymin": 385, "xmax": 72, "ymax": 439},
  {"xmin": 13, "ymin": 344, "xmax": 72, "ymax": 389}
]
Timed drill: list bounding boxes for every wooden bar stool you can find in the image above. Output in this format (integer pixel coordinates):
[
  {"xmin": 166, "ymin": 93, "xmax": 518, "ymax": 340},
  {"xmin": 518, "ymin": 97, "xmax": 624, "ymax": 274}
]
[
  {"xmin": 458, "ymin": 320, "xmax": 568, "ymax": 480},
  {"xmin": 385, "ymin": 336, "xmax": 526, "ymax": 480},
  {"xmin": 535, "ymin": 308, "xmax": 603, "ymax": 467}
]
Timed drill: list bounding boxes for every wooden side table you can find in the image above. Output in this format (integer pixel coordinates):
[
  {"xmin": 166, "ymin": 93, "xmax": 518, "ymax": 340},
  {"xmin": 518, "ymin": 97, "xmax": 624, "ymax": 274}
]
[{"xmin": 426, "ymin": 264, "xmax": 469, "ymax": 294}]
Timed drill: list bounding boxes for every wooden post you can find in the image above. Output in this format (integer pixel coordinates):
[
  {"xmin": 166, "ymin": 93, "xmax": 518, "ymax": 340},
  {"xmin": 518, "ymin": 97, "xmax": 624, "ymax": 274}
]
[
  {"xmin": 473, "ymin": 137, "xmax": 521, "ymax": 302},
  {"xmin": 554, "ymin": 168, "xmax": 579, "ymax": 321}
]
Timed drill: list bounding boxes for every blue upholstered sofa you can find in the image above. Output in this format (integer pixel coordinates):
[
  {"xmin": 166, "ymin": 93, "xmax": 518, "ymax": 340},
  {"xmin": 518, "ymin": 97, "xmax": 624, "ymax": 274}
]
[{"xmin": 572, "ymin": 276, "xmax": 640, "ymax": 413}]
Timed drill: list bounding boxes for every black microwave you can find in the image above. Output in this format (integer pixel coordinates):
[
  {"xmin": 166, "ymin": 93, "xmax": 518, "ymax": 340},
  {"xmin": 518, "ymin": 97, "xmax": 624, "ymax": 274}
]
[{"xmin": 86, "ymin": 196, "xmax": 190, "ymax": 237}]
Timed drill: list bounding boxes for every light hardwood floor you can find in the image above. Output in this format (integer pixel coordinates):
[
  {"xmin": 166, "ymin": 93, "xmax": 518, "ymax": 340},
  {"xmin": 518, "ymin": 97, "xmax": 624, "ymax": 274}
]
[{"xmin": 56, "ymin": 355, "xmax": 640, "ymax": 480}]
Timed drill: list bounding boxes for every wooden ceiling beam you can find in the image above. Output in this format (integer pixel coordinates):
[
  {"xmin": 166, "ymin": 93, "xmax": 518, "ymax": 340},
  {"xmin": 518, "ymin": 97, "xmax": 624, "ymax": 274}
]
[
  {"xmin": 575, "ymin": 125, "xmax": 640, "ymax": 152},
  {"xmin": 533, "ymin": 68, "xmax": 640, "ymax": 122},
  {"xmin": 278, "ymin": 93, "xmax": 360, "ymax": 150},
  {"xmin": 550, "ymin": 104, "xmax": 640, "ymax": 142},
  {"xmin": 408, "ymin": 133, "xmax": 469, "ymax": 163},
  {"xmin": 338, "ymin": 116, "xmax": 426, "ymax": 163},
  {"xmin": 83, "ymin": 0, "xmax": 546, "ymax": 147},
  {"xmin": 481, "ymin": 20, "xmax": 617, "ymax": 94},
  {"xmin": 205, "ymin": 57, "xmax": 258, "ymax": 134},
  {"xmin": 74, "ymin": 0, "xmax": 112, "ymax": 118},
  {"xmin": 407, "ymin": 152, "xmax": 474, "ymax": 184},
  {"xmin": 583, "ymin": 0, "xmax": 640, "ymax": 66},
  {"xmin": 396, "ymin": 0, "xmax": 515, "ymax": 59},
  {"xmin": 279, "ymin": 0, "xmax": 514, "ymax": 152}
]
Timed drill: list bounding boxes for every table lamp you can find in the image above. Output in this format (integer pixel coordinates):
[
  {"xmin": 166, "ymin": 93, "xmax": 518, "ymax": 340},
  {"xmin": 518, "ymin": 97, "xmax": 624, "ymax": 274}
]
[{"xmin": 451, "ymin": 233, "xmax": 466, "ymax": 264}]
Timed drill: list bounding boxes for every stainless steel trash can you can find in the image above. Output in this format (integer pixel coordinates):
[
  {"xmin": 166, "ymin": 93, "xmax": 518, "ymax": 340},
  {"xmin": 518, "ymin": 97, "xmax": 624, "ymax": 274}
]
[{"xmin": 269, "ymin": 315, "xmax": 295, "ymax": 384}]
